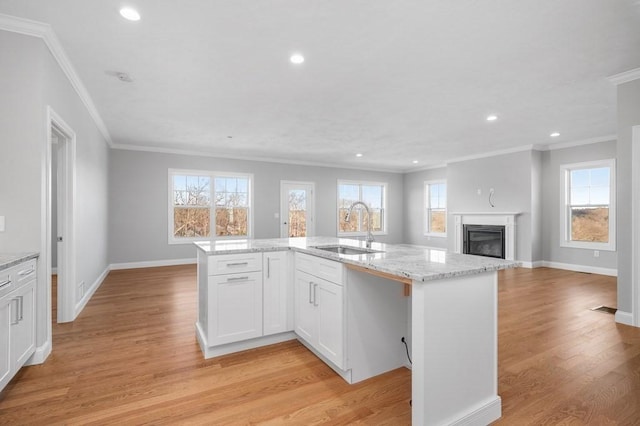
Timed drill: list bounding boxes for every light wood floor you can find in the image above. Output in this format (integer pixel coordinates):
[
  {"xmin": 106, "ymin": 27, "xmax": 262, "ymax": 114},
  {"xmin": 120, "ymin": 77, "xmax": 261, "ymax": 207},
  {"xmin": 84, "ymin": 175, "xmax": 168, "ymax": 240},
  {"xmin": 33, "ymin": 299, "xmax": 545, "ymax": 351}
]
[{"xmin": 0, "ymin": 266, "xmax": 638, "ymax": 425}]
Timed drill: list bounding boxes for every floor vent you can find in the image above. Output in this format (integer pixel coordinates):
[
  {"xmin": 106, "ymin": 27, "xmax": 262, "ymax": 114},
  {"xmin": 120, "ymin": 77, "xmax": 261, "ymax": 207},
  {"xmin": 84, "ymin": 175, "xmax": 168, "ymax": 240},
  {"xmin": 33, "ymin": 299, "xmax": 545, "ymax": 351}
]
[{"xmin": 590, "ymin": 305, "xmax": 617, "ymax": 314}]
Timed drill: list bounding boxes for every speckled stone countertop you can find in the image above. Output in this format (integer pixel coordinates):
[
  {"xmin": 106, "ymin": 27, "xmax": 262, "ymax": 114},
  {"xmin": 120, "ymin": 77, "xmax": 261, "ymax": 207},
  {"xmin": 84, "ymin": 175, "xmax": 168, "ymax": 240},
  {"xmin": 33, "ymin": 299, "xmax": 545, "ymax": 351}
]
[
  {"xmin": 194, "ymin": 237, "xmax": 518, "ymax": 282},
  {"xmin": 0, "ymin": 253, "xmax": 39, "ymax": 271}
]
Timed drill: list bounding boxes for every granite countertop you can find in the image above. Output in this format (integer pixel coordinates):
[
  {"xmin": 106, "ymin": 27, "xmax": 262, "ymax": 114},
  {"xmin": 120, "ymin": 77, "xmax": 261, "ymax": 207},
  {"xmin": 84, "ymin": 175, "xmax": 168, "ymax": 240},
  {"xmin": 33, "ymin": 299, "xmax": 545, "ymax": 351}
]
[
  {"xmin": 0, "ymin": 253, "xmax": 39, "ymax": 272},
  {"xmin": 194, "ymin": 237, "xmax": 518, "ymax": 282}
]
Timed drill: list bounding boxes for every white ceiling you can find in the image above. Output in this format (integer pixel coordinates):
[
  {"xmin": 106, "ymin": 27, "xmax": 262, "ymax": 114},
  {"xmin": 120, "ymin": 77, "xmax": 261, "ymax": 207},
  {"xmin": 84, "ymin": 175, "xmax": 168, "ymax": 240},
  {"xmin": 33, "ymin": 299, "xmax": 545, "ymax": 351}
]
[{"xmin": 2, "ymin": 1, "xmax": 640, "ymax": 172}]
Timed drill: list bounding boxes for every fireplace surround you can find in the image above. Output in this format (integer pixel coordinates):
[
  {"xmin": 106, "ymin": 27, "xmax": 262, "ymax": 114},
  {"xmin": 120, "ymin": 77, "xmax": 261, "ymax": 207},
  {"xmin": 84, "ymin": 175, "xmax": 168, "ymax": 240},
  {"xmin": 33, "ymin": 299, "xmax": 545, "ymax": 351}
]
[{"xmin": 453, "ymin": 212, "xmax": 520, "ymax": 261}]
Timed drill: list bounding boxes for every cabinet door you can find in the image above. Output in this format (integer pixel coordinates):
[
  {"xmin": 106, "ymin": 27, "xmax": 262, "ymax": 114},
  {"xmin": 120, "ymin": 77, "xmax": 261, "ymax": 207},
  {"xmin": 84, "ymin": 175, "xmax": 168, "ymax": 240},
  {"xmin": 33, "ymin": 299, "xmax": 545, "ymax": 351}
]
[
  {"xmin": 317, "ymin": 280, "xmax": 344, "ymax": 369},
  {"xmin": 10, "ymin": 282, "xmax": 35, "ymax": 368},
  {"xmin": 263, "ymin": 252, "xmax": 289, "ymax": 336},
  {"xmin": 208, "ymin": 272, "xmax": 263, "ymax": 346},
  {"xmin": 0, "ymin": 298, "xmax": 11, "ymax": 390},
  {"xmin": 294, "ymin": 270, "xmax": 315, "ymax": 343}
]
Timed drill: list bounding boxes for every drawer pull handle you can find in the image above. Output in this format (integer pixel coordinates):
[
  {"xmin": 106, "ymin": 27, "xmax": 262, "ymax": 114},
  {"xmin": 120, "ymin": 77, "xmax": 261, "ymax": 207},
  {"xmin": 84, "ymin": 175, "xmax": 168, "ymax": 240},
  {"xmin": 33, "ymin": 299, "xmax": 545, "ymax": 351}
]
[
  {"xmin": 10, "ymin": 298, "xmax": 20, "ymax": 325},
  {"xmin": 18, "ymin": 267, "xmax": 35, "ymax": 277},
  {"xmin": 308, "ymin": 281, "xmax": 313, "ymax": 304},
  {"xmin": 313, "ymin": 283, "xmax": 319, "ymax": 307},
  {"xmin": 226, "ymin": 262, "xmax": 249, "ymax": 267},
  {"xmin": 0, "ymin": 279, "xmax": 11, "ymax": 289},
  {"xmin": 227, "ymin": 276, "xmax": 249, "ymax": 282}
]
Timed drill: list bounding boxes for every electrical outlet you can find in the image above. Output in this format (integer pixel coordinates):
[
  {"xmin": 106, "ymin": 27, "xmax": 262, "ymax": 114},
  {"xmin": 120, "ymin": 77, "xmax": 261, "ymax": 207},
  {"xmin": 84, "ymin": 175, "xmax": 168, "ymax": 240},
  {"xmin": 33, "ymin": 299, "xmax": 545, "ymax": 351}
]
[
  {"xmin": 594, "ymin": 250, "xmax": 600, "ymax": 258},
  {"xmin": 477, "ymin": 189, "xmax": 482, "ymax": 195}
]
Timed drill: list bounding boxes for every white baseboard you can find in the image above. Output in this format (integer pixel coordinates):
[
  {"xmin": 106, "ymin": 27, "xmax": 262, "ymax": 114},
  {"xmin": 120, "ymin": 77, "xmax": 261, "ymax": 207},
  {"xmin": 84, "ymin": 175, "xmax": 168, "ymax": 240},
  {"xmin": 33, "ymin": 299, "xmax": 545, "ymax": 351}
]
[
  {"xmin": 615, "ymin": 310, "xmax": 634, "ymax": 326},
  {"xmin": 450, "ymin": 396, "xmax": 502, "ymax": 426},
  {"xmin": 110, "ymin": 258, "xmax": 196, "ymax": 270},
  {"xmin": 51, "ymin": 267, "xmax": 58, "ymax": 275},
  {"xmin": 26, "ymin": 340, "xmax": 52, "ymax": 365},
  {"xmin": 517, "ymin": 260, "xmax": 544, "ymax": 268},
  {"xmin": 74, "ymin": 265, "xmax": 110, "ymax": 319},
  {"xmin": 540, "ymin": 261, "xmax": 617, "ymax": 277}
]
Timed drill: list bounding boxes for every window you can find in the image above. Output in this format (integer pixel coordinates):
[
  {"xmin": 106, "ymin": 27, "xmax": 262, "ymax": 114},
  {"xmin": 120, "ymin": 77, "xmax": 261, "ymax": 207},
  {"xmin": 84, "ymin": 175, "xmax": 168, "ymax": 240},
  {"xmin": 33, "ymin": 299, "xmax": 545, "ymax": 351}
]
[
  {"xmin": 337, "ymin": 181, "xmax": 386, "ymax": 235},
  {"xmin": 560, "ymin": 159, "xmax": 616, "ymax": 251},
  {"xmin": 169, "ymin": 169, "xmax": 252, "ymax": 244},
  {"xmin": 425, "ymin": 180, "xmax": 447, "ymax": 236}
]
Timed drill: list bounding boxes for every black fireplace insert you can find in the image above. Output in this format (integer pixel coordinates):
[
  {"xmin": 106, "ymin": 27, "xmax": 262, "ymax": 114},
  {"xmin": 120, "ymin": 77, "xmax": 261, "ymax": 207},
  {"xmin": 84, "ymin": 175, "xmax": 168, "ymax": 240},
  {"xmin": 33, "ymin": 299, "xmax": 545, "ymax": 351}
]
[{"xmin": 463, "ymin": 224, "xmax": 506, "ymax": 259}]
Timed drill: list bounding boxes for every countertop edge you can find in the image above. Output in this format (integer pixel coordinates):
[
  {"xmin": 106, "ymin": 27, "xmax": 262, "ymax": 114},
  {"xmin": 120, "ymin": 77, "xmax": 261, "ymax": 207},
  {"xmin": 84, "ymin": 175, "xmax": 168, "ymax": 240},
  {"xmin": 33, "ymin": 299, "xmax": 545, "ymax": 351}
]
[
  {"xmin": 0, "ymin": 252, "xmax": 40, "ymax": 272},
  {"xmin": 193, "ymin": 241, "xmax": 518, "ymax": 282}
]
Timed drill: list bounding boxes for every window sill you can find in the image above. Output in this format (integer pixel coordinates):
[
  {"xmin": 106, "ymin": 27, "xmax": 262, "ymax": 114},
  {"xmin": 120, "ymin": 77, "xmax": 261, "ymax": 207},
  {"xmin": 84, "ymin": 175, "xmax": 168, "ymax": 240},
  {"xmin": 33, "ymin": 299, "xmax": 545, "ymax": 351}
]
[
  {"xmin": 338, "ymin": 232, "xmax": 388, "ymax": 237},
  {"xmin": 424, "ymin": 233, "xmax": 447, "ymax": 238},
  {"xmin": 560, "ymin": 241, "xmax": 616, "ymax": 251}
]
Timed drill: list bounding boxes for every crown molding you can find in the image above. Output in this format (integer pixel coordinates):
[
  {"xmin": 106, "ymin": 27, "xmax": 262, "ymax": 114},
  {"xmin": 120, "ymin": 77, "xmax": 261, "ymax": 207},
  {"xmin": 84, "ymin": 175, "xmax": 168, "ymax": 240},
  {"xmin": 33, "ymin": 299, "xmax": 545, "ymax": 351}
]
[
  {"xmin": 536, "ymin": 134, "xmax": 616, "ymax": 151},
  {"xmin": 110, "ymin": 143, "xmax": 405, "ymax": 174},
  {"xmin": 446, "ymin": 144, "xmax": 535, "ymax": 165},
  {"xmin": 608, "ymin": 67, "xmax": 640, "ymax": 85},
  {"xmin": 0, "ymin": 13, "xmax": 112, "ymax": 145}
]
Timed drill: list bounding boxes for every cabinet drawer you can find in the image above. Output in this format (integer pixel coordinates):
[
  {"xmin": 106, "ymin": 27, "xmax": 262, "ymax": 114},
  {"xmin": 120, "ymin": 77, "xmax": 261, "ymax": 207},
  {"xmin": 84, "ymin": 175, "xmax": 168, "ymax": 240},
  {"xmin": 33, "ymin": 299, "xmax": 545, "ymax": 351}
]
[
  {"xmin": 295, "ymin": 253, "xmax": 343, "ymax": 285},
  {"xmin": 207, "ymin": 253, "xmax": 262, "ymax": 276},
  {"xmin": 0, "ymin": 270, "xmax": 12, "ymax": 298},
  {"xmin": 14, "ymin": 260, "xmax": 36, "ymax": 286}
]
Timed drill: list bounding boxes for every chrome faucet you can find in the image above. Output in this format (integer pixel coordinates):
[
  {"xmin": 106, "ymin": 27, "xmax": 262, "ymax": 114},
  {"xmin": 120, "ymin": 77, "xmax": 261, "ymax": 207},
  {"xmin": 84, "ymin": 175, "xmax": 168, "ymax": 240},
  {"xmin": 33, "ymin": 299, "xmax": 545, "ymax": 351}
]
[{"xmin": 345, "ymin": 201, "xmax": 374, "ymax": 248}]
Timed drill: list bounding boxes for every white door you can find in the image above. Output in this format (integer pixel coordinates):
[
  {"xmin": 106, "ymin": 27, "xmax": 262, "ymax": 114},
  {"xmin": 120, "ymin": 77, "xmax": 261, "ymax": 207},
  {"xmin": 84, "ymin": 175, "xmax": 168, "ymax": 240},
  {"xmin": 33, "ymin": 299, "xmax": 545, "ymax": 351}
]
[
  {"xmin": 280, "ymin": 182, "xmax": 315, "ymax": 238},
  {"xmin": 208, "ymin": 272, "xmax": 263, "ymax": 345},
  {"xmin": 316, "ymin": 280, "xmax": 344, "ymax": 368},
  {"xmin": 263, "ymin": 252, "xmax": 289, "ymax": 336},
  {"xmin": 294, "ymin": 270, "xmax": 316, "ymax": 343}
]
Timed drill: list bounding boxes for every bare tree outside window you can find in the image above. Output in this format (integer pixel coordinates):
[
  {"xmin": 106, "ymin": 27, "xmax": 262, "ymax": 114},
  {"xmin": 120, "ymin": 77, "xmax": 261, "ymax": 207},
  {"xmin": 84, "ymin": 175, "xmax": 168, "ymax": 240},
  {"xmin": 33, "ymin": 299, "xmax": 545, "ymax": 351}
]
[
  {"xmin": 288, "ymin": 190, "xmax": 307, "ymax": 237},
  {"xmin": 337, "ymin": 182, "xmax": 385, "ymax": 234},
  {"xmin": 173, "ymin": 175, "xmax": 210, "ymax": 238},
  {"xmin": 170, "ymin": 171, "xmax": 252, "ymax": 242}
]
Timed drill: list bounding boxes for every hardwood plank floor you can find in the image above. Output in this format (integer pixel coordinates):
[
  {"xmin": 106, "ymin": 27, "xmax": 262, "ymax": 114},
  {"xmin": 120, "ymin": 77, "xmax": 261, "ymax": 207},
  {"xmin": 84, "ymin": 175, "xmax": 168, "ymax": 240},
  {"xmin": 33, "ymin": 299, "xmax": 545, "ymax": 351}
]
[{"xmin": 0, "ymin": 266, "xmax": 638, "ymax": 425}]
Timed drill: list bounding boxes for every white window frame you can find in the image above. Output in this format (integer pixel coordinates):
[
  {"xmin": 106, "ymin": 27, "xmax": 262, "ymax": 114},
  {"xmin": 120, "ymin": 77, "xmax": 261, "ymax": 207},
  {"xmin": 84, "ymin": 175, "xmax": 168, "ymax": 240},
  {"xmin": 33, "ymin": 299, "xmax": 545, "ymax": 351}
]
[
  {"xmin": 424, "ymin": 180, "xmax": 447, "ymax": 237},
  {"xmin": 559, "ymin": 159, "xmax": 616, "ymax": 251},
  {"xmin": 168, "ymin": 169, "xmax": 254, "ymax": 245},
  {"xmin": 336, "ymin": 180, "xmax": 388, "ymax": 237}
]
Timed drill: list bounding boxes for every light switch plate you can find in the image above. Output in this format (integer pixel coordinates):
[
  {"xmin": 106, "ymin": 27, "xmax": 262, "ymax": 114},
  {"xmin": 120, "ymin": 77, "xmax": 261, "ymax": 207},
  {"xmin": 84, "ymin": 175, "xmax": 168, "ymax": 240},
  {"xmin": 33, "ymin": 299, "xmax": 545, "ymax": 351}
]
[{"xmin": 0, "ymin": 216, "xmax": 5, "ymax": 232}]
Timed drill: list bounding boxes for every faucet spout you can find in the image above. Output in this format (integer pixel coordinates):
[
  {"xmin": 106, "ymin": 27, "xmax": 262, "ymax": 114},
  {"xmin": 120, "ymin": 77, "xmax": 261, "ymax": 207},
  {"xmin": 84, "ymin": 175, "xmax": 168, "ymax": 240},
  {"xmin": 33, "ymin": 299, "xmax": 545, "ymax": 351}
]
[{"xmin": 345, "ymin": 201, "xmax": 374, "ymax": 248}]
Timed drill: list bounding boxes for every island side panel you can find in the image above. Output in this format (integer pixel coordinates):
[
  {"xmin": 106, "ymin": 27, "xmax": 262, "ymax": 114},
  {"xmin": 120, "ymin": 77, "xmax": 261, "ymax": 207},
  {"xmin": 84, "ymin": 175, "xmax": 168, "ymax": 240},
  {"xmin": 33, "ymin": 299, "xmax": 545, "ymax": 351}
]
[
  {"xmin": 196, "ymin": 250, "xmax": 209, "ymax": 347},
  {"xmin": 411, "ymin": 271, "xmax": 500, "ymax": 426}
]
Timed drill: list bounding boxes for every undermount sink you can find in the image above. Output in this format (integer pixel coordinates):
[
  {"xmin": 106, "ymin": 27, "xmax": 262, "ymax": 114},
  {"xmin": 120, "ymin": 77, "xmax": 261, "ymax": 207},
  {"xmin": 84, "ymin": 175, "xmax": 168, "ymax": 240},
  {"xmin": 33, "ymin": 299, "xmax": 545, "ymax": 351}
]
[{"xmin": 311, "ymin": 245, "xmax": 382, "ymax": 255}]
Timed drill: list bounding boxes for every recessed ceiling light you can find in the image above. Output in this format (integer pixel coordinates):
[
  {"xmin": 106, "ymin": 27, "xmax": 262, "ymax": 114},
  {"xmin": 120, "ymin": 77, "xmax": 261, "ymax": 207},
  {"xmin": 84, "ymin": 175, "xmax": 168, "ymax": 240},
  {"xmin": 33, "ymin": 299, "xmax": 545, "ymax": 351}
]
[
  {"xmin": 355, "ymin": 153, "xmax": 363, "ymax": 158},
  {"xmin": 486, "ymin": 115, "xmax": 498, "ymax": 121},
  {"xmin": 550, "ymin": 132, "xmax": 560, "ymax": 137},
  {"xmin": 412, "ymin": 160, "xmax": 419, "ymax": 164},
  {"xmin": 120, "ymin": 7, "xmax": 140, "ymax": 21},
  {"xmin": 290, "ymin": 54, "xmax": 305, "ymax": 64}
]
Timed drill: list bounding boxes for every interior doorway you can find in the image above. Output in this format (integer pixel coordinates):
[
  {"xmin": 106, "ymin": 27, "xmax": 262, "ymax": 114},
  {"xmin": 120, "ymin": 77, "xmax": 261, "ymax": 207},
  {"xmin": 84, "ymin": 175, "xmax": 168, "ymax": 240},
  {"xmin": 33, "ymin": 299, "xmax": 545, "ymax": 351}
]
[
  {"xmin": 47, "ymin": 107, "xmax": 76, "ymax": 323},
  {"xmin": 280, "ymin": 181, "xmax": 315, "ymax": 238}
]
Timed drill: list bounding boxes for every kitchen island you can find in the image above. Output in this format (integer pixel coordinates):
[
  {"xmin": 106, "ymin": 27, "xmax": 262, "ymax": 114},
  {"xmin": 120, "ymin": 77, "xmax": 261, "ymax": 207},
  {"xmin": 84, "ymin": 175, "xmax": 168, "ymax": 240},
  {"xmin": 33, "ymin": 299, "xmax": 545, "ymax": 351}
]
[{"xmin": 195, "ymin": 237, "xmax": 517, "ymax": 425}]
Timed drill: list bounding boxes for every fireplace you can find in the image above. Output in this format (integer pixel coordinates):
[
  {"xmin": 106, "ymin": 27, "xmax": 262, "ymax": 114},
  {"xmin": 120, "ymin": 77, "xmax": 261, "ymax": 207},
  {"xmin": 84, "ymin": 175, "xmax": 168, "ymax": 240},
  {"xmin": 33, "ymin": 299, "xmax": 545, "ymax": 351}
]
[{"xmin": 463, "ymin": 225, "xmax": 506, "ymax": 259}]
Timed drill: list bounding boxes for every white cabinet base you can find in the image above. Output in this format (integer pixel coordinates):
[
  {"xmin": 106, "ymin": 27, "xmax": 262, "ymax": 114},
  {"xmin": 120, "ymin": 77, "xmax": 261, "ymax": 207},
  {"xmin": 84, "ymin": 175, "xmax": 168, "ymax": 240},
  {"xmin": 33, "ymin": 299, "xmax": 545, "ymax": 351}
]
[{"xmin": 196, "ymin": 322, "xmax": 295, "ymax": 359}]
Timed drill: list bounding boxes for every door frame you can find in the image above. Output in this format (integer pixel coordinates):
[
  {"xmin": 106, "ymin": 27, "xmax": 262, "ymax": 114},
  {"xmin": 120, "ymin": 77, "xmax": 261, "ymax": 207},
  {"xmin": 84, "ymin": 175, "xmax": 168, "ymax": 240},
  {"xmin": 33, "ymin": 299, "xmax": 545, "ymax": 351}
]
[
  {"xmin": 632, "ymin": 125, "xmax": 640, "ymax": 327},
  {"xmin": 46, "ymin": 106, "xmax": 77, "ymax": 324},
  {"xmin": 280, "ymin": 181, "xmax": 316, "ymax": 238}
]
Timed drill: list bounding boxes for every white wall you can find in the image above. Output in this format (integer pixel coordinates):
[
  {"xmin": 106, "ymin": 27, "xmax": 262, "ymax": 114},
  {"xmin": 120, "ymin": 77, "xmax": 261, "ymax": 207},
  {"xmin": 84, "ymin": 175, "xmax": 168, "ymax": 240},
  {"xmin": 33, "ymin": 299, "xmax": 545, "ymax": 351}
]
[
  {"xmin": 540, "ymin": 140, "xmax": 618, "ymax": 271},
  {"xmin": 108, "ymin": 149, "xmax": 404, "ymax": 265},
  {"xmin": 0, "ymin": 30, "xmax": 110, "ymax": 349},
  {"xmin": 616, "ymin": 79, "xmax": 640, "ymax": 314},
  {"xmin": 446, "ymin": 150, "xmax": 536, "ymax": 263},
  {"xmin": 402, "ymin": 167, "xmax": 448, "ymax": 248}
]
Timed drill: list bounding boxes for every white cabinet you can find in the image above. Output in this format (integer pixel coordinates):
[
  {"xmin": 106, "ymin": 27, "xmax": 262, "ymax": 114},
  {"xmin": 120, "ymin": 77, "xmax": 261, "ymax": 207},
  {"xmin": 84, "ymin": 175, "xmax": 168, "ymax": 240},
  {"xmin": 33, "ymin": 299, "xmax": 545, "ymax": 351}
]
[
  {"xmin": 196, "ymin": 250, "xmax": 293, "ymax": 357},
  {"xmin": 205, "ymin": 253, "xmax": 263, "ymax": 346},
  {"xmin": 10, "ymin": 281, "xmax": 35, "ymax": 368},
  {"xmin": 263, "ymin": 251, "xmax": 290, "ymax": 336},
  {"xmin": 0, "ymin": 258, "xmax": 37, "ymax": 391},
  {"xmin": 294, "ymin": 253, "xmax": 345, "ymax": 369}
]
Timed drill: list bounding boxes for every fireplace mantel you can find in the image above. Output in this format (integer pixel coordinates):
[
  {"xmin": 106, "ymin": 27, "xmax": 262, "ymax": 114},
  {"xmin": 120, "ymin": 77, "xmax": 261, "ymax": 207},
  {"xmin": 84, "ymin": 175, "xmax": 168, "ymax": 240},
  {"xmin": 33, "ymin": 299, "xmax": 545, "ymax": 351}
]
[{"xmin": 453, "ymin": 212, "xmax": 521, "ymax": 261}]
